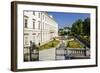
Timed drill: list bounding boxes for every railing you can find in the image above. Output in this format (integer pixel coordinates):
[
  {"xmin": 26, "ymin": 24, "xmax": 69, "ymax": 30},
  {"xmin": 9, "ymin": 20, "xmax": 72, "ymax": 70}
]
[
  {"xmin": 56, "ymin": 47, "xmax": 90, "ymax": 60},
  {"xmin": 66, "ymin": 48, "xmax": 90, "ymax": 57},
  {"xmin": 24, "ymin": 46, "xmax": 39, "ymax": 62}
]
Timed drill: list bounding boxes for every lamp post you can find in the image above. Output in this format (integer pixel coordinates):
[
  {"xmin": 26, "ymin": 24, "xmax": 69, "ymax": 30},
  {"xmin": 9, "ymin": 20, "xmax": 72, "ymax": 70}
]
[
  {"xmin": 84, "ymin": 46, "xmax": 87, "ymax": 56},
  {"xmin": 29, "ymin": 41, "xmax": 32, "ymax": 61}
]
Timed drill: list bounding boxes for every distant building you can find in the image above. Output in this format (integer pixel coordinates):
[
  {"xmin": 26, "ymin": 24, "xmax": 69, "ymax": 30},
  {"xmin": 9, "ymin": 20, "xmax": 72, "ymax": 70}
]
[
  {"xmin": 24, "ymin": 11, "xmax": 58, "ymax": 47},
  {"xmin": 63, "ymin": 27, "xmax": 71, "ymax": 32}
]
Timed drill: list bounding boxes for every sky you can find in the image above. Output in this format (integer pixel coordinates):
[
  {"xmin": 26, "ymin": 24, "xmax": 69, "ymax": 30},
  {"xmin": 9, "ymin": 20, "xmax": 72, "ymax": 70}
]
[{"xmin": 48, "ymin": 12, "xmax": 90, "ymax": 29}]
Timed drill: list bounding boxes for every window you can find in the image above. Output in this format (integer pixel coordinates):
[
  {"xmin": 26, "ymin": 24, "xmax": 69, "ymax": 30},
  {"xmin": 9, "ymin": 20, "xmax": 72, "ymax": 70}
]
[
  {"xmin": 33, "ymin": 19, "xmax": 35, "ymax": 29},
  {"xmin": 25, "ymin": 19, "xmax": 28, "ymax": 28},
  {"xmin": 43, "ymin": 15, "xmax": 45, "ymax": 20},
  {"xmin": 45, "ymin": 23, "xmax": 47, "ymax": 29},
  {"xmin": 41, "ymin": 13, "xmax": 42, "ymax": 19},
  {"xmin": 44, "ymin": 23, "xmax": 45, "ymax": 29},
  {"xmin": 24, "ymin": 37, "xmax": 28, "ymax": 45},
  {"xmin": 38, "ymin": 21, "xmax": 41, "ymax": 29},
  {"xmin": 33, "ymin": 11, "xmax": 35, "ymax": 15},
  {"xmin": 38, "ymin": 12, "xmax": 40, "ymax": 18},
  {"xmin": 43, "ymin": 15, "xmax": 44, "ymax": 20},
  {"xmin": 43, "ymin": 22, "xmax": 44, "ymax": 29},
  {"xmin": 45, "ymin": 16, "xmax": 46, "ymax": 21},
  {"xmin": 33, "ymin": 36, "xmax": 35, "ymax": 43}
]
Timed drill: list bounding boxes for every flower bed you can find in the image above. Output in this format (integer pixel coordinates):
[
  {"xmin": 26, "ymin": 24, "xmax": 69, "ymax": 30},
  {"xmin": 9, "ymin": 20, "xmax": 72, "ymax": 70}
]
[
  {"xmin": 67, "ymin": 39, "xmax": 84, "ymax": 48},
  {"xmin": 39, "ymin": 39, "xmax": 60, "ymax": 50}
]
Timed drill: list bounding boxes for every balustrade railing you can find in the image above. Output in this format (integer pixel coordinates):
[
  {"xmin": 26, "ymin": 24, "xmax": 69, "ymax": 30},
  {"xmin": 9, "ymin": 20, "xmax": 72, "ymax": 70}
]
[
  {"xmin": 66, "ymin": 48, "xmax": 90, "ymax": 57},
  {"xmin": 56, "ymin": 47, "xmax": 90, "ymax": 60}
]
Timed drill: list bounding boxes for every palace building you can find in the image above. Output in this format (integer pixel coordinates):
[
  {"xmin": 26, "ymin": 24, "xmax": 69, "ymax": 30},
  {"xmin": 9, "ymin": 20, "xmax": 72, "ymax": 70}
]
[{"xmin": 24, "ymin": 11, "xmax": 58, "ymax": 47}]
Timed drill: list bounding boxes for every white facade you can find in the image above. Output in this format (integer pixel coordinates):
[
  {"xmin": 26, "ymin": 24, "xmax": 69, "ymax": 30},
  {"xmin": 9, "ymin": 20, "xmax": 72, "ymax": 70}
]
[{"xmin": 24, "ymin": 11, "xmax": 58, "ymax": 47}]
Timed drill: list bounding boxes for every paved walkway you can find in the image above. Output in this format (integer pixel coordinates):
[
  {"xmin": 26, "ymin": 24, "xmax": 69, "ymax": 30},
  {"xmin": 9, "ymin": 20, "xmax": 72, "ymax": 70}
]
[{"xmin": 39, "ymin": 48, "xmax": 56, "ymax": 61}]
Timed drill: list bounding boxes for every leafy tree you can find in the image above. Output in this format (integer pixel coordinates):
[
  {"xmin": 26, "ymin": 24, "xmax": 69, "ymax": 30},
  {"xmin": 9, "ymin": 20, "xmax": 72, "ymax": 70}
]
[
  {"xmin": 59, "ymin": 17, "xmax": 90, "ymax": 37},
  {"xmin": 83, "ymin": 17, "xmax": 90, "ymax": 36},
  {"xmin": 71, "ymin": 18, "xmax": 90, "ymax": 36},
  {"xmin": 71, "ymin": 19, "xmax": 83, "ymax": 35}
]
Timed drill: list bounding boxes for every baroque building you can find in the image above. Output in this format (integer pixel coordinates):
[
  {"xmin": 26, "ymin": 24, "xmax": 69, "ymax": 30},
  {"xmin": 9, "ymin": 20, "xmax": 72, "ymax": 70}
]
[{"xmin": 24, "ymin": 11, "xmax": 58, "ymax": 47}]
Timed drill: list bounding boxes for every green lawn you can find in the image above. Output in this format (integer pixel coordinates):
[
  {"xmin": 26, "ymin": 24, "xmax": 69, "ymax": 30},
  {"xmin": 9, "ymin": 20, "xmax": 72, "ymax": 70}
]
[
  {"xmin": 39, "ymin": 39, "xmax": 60, "ymax": 50},
  {"xmin": 67, "ymin": 39, "xmax": 84, "ymax": 48}
]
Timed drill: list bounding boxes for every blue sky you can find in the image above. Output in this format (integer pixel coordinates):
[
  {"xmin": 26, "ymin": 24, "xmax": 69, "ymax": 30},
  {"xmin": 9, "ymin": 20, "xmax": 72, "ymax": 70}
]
[{"xmin": 48, "ymin": 12, "xmax": 90, "ymax": 28}]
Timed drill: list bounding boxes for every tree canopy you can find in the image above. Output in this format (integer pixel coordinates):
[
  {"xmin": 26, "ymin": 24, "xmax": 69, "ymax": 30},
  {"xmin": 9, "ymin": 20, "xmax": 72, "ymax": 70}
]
[
  {"xmin": 71, "ymin": 17, "xmax": 90, "ymax": 36},
  {"xmin": 58, "ymin": 17, "xmax": 90, "ymax": 37}
]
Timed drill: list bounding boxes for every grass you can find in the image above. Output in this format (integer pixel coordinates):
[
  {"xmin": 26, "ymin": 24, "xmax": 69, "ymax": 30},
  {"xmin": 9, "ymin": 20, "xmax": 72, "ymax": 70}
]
[
  {"xmin": 67, "ymin": 39, "xmax": 84, "ymax": 48},
  {"xmin": 39, "ymin": 39, "xmax": 60, "ymax": 50}
]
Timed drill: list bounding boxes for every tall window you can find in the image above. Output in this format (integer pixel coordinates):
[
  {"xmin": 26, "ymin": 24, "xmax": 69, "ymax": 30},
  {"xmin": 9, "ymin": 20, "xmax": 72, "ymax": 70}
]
[
  {"xmin": 33, "ymin": 35, "xmax": 35, "ymax": 43},
  {"xmin": 43, "ymin": 15, "xmax": 44, "ymax": 20},
  {"xmin": 24, "ymin": 37, "xmax": 28, "ymax": 45},
  {"xmin": 45, "ymin": 16, "xmax": 46, "ymax": 21},
  {"xmin": 43, "ymin": 22, "xmax": 44, "ymax": 29},
  {"xmin": 38, "ymin": 12, "xmax": 40, "ymax": 18},
  {"xmin": 33, "ymin": 11, "xmax": 35, "ymax": 15},
  {"xmin": 41, "ymin": 13, "xmax": 42, "ymax": 19},
  {"xmin": 45, "ymin": 23, "xmax": 46, "ymax": 29},
  {"xmin": 33, "ymin": 19, "xmax": 35, "ymax": 29},
  {"xmin": 25, "ymin": 19, "xmax": 28, "ymax": 28},
  {"xmin": 38, "ymin": 21, "xmax": 41, "ymax": 29},
  {"xmin": 44, "ymin": 23, "xmax": 45, "ymax": 29}
]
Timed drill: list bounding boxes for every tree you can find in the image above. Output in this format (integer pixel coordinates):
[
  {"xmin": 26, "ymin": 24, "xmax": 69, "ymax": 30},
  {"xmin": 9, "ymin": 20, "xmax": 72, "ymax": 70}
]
[
  {"xmin": 83, "ymin": 17, "xmax": 90, "ymax": 36},
  {"xmin": 71, "ymin": 19, "xmax": 83, "ymax": 35}
]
